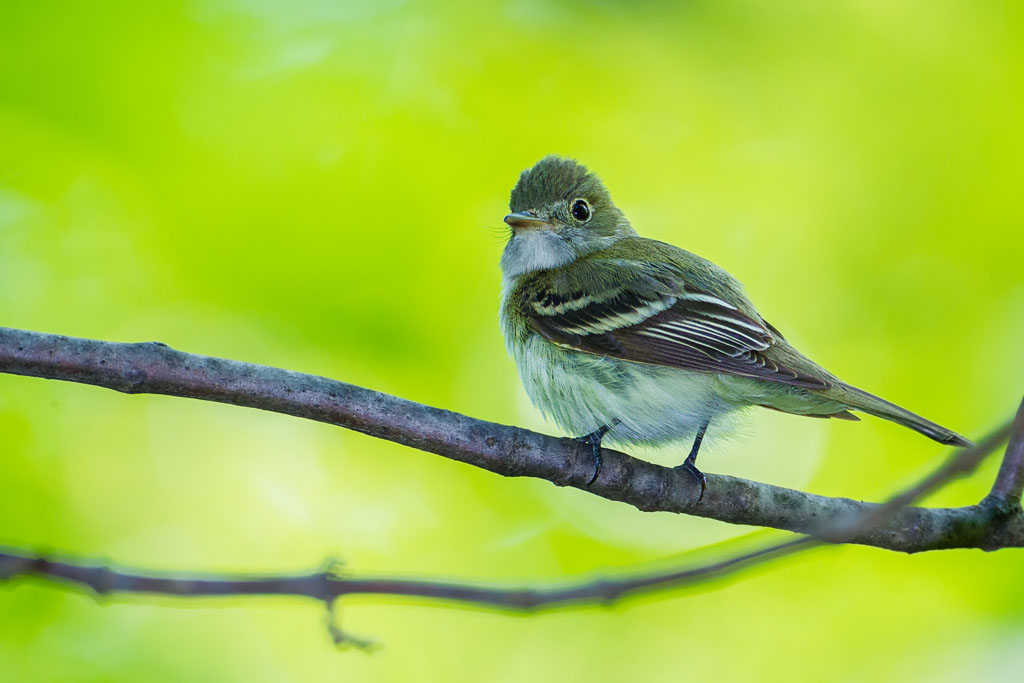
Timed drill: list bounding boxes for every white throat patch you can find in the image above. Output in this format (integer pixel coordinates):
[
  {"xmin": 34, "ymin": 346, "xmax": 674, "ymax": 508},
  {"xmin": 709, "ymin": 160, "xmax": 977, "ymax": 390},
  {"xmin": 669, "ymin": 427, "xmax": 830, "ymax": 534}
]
[{"xmin": 500, "ymin": 230, "xmax": 576, "ymax": 279}]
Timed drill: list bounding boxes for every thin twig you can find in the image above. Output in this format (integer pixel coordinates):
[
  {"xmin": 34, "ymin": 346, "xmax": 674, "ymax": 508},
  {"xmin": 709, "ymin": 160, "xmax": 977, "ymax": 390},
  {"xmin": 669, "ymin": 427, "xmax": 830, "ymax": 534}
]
[
  {"xmin": 0, "ymin": 326, "xmax": 1019, "ymax": 552},
  {"xmin": 989, "ymin": 396, "xmax": 1024, "ymax": 504},
  {"xmin": 0, "ymin": 541, "xmax": 807, "ymax": 612}
]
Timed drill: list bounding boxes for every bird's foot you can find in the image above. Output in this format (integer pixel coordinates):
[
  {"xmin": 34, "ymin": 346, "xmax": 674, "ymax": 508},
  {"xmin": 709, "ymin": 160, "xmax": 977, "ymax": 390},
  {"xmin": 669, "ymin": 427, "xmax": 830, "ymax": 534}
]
[
  {"xmin": 574, "ymin": 425, "xmax": 611, "ymax": 487},
  {"xmin": 675, "ymin": 459, "xmax": 707, "ymax": 503}
]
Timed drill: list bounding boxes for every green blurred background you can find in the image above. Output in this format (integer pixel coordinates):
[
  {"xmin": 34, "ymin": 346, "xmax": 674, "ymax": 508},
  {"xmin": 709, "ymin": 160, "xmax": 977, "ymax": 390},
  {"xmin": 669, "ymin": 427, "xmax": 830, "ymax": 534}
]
[{"xmin": 1, "ymin": 0, "xmax": 1022, "ymax": 680}]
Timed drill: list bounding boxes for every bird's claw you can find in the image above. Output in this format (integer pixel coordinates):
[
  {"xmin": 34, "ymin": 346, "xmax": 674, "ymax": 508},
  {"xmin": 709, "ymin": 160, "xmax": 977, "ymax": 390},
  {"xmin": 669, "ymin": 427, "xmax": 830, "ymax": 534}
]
[
  {"xmin": 676, "ymin": 460, "xmax": 707, "ymax": 503},
  {"xmin": 574, "ymin": 425, "xmax": 610, "ymax": 487}
]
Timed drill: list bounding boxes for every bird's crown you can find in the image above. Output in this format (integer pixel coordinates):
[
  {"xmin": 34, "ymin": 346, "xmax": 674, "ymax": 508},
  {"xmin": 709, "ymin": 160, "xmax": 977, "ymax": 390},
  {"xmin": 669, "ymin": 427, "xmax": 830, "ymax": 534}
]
[{"xmin": 509, "ymin": 156, "xmax": 611, "ymax": 213}]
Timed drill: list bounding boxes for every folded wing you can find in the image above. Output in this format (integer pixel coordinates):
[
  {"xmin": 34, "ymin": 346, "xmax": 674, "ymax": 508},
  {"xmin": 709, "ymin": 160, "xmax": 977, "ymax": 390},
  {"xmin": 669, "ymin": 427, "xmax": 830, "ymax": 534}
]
[{"xmin": 521, "ymin": 266, "xmax": 829, "ymax": 389}]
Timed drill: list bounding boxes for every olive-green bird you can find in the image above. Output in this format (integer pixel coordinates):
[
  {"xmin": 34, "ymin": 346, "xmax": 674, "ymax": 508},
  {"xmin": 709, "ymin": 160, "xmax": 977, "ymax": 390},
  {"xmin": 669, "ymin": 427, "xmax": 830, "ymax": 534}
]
[{"xmin": 499, "ymin": 156, "xmax": 970, "ymax": 497}]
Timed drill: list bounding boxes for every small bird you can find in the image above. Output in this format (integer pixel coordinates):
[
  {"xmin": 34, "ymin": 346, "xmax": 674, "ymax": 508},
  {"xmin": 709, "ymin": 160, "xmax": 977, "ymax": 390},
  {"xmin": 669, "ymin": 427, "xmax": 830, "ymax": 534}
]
[{"xmin": 499, "ymin": 156, "xmax": 970, "ymax": 498}]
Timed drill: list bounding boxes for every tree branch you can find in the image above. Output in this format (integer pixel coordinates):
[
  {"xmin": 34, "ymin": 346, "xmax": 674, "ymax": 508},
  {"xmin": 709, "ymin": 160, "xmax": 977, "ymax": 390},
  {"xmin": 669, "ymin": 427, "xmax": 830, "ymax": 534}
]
[
  {"xmin": 0, "ymin": 541, "xmax": 806, "ymax": 614},
  {"xmin": 0, "ymin": 326, "xmax": 1020, "ymax": 552}
]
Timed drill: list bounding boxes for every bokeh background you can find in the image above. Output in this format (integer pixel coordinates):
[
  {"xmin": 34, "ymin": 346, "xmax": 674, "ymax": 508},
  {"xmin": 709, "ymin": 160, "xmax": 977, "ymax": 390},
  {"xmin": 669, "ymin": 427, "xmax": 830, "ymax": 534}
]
[{"xmin": 2, "ymin": 0, "xmax": 1023, "ymax": 680}]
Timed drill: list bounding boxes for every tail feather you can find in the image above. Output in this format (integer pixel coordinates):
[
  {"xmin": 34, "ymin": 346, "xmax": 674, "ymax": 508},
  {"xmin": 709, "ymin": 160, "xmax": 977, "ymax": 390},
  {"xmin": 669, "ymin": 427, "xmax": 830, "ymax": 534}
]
[{"xmin": 832, "ymin": 383, "xmax": 972, "ymax": 447}]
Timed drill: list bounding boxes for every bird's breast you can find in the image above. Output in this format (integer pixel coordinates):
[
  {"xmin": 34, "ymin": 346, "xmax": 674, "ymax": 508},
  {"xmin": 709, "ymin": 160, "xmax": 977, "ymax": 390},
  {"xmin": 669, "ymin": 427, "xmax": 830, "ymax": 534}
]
[{"xmin": 503, "ymin": 327, "xmax": 737, "ymax": 447}]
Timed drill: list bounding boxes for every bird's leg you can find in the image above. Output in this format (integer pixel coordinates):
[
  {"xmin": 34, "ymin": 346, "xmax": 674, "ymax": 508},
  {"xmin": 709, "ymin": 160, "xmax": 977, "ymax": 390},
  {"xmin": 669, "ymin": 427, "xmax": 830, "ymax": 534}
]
[
  {"xmin": 675, "ymin": 418, "xmax": 710, "ymax": 503},
  {"xmin": 574, "ymin": 423, "xmax": 612, "ymax": 486}
]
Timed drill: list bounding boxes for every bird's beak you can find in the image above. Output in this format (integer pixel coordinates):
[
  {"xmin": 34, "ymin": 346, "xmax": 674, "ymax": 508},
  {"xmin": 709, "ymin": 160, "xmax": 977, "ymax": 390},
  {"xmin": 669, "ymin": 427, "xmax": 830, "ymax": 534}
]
[{"xmin": 504, "ymin": 212, "xmax": 552, "ymax": 232}]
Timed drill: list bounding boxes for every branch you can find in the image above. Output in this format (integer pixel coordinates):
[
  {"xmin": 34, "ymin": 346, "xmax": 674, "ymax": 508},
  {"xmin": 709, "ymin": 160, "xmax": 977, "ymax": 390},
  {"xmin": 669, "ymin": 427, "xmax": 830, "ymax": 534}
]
[
  {"xmin": 0, "ymin": 326, "xmax": 1020, "ymax": 552},
  {"xmin": 0, "ymin": 541, "xmax": 805, "ymax": 614},
  {"xmin": 989, "ymin": 396, "xmax": 1024, "ymax": 504}
]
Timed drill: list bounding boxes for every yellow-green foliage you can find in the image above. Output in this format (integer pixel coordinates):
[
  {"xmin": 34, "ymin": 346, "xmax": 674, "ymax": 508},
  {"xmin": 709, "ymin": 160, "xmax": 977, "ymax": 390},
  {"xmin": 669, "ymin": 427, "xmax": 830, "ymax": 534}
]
[{"xmin": 1, "ymin": 1, "xmax": 1022, "ymax": 681}]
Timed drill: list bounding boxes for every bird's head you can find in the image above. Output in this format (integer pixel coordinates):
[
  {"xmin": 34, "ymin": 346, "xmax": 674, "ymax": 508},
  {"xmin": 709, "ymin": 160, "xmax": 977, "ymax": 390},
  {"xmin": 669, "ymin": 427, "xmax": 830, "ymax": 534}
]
[{"xmin": 500, "ymin": 156, "xmax": 634, "ymax": 278}]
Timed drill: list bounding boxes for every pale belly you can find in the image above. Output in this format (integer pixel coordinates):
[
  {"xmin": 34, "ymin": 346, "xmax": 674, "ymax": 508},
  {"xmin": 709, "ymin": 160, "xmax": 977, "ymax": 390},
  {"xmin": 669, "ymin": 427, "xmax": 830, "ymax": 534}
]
[{"xmin": 511, "ymin": 333, "xmax": 744, "ymax": 447}]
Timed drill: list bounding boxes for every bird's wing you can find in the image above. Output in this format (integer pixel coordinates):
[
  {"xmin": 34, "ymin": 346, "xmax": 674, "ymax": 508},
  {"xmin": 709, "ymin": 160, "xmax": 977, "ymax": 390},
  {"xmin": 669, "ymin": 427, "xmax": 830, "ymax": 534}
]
[{"xmin": 519, "ymin": 259, "xmax": 830, "ymax": 389}]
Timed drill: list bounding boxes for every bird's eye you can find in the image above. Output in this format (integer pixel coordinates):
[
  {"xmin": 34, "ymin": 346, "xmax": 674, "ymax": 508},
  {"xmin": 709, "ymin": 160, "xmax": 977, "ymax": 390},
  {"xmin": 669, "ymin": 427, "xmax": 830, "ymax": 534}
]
[{"xmin": 571, "ymin": 199, "xmax": 591, "ymax": 222}]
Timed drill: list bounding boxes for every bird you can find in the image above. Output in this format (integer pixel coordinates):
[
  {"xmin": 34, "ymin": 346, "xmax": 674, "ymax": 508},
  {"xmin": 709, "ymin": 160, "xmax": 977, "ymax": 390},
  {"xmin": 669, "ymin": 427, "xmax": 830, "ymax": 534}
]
[{"xmin": 498, "ymin": 155, "xmax": 970, "ymax": 499}]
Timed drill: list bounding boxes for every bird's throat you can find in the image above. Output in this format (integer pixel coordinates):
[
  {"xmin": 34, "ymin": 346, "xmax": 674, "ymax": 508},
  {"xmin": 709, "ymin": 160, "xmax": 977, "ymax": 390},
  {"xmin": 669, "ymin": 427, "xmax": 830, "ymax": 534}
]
[{"xmin": 500, "ymin": 230, "xmax": 576, "ymax": 279}]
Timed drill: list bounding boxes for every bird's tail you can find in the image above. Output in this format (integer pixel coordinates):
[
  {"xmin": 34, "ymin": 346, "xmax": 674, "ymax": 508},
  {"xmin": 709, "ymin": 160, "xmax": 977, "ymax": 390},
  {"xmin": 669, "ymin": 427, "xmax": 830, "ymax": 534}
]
[{"xmin": 829, "ymin": 383, "xmax": 972, "ymax": 447}]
